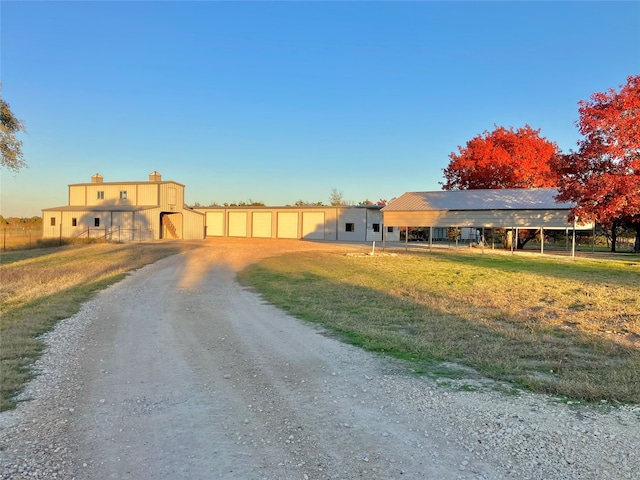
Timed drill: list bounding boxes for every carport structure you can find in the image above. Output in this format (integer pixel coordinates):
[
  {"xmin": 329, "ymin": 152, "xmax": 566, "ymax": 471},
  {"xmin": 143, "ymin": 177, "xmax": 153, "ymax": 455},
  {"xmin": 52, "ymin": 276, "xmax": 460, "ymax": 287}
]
[{"xmin": 381, "ymin": 188, "xmax": 594, "ymax": 255}]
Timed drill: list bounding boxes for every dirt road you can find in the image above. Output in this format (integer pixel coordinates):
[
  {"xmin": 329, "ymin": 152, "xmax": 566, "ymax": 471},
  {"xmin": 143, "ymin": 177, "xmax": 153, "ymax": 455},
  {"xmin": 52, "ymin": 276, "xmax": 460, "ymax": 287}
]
[
  {"xmin": 2, "ymin": 239, "xmax": 639, "ymax": 479},
  {"xmin": 69, "ymin": 239, "xmax": 498, "ymax": 479}
]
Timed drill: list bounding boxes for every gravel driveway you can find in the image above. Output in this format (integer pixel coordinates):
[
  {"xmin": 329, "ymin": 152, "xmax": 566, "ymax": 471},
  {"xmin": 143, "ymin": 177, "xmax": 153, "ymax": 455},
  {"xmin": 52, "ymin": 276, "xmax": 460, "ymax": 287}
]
[{"xmin": 1, "ymin": 238, "xmax": 639, "ymax": 479}]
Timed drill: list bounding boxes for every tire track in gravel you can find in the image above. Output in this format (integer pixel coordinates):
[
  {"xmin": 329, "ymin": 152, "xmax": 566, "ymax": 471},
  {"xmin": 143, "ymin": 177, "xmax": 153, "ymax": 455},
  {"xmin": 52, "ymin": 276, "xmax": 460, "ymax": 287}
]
[{"xmin": 2, "ymin": 239, "xmax": 639, "ymax": 480}]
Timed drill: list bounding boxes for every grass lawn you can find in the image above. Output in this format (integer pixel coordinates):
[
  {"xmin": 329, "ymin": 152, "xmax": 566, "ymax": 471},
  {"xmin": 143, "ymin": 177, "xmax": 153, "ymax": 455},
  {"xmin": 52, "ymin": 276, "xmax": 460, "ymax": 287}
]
[
  {"xmin": 238, "ymin": 248, "xmax": 640, "ymax": 403},
  {"xmin": 0, "ymin": 242, "xmax": 197, "ymax": 411}
]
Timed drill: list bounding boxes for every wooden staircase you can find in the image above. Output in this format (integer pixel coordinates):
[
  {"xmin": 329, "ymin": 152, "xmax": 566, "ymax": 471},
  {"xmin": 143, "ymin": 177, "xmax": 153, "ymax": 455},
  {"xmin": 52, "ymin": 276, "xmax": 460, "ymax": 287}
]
[{"xmin": 162, "ymin": 215, "xmax": 179, "ymax": 239}]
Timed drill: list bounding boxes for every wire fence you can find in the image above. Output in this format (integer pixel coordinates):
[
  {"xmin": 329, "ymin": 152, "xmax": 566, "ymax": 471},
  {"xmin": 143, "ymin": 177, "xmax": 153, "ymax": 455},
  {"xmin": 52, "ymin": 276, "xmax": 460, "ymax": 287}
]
[{"xmin": 1, "ymin": 226, "xmax": 156, "ymax": 252}]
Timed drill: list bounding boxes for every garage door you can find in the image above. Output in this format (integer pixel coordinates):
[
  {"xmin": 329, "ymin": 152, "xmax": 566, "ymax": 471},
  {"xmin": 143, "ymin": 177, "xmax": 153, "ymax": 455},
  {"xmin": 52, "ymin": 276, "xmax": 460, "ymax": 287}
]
[
  {"xmin": 228, "ymin": 212, "xmax": 248, "ymax": 237},
  {"xmin": 302, "ymin": 212, "xmax": 325, "ymax": 239},
  {"xmin": 252, "ymin": 212, "xmax": 272, "ymax": 238},
  {"xmin": 206, "ymin": 211, "xmax": 224, "ymax": 236},
  {"xmin": 277, "ymin": 212, "xmax": 298, "ymax": 238}
]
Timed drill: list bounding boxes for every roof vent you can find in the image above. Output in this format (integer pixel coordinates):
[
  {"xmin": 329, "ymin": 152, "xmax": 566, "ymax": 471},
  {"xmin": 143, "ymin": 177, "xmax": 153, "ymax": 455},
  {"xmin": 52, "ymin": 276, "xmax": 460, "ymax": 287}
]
[
  {"xmin": 149, "ymin": 171, "xmax": 162, "ymax": 182},
  {"xmin": 91, "ymin": 173, "xmax": 103, "ymax": 184}
]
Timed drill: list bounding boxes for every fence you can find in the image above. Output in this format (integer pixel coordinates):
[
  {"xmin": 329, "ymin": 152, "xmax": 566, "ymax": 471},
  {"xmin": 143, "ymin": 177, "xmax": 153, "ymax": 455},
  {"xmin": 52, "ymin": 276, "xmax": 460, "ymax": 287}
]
[
  {"xmin": 73, "ymin": 226, "xmax": 155, "ymax": 242},
  {"xmin": 1, "ymin": 225, "xmax": 156, "ymax": 252},
  {"xmin": 1, "ymin": 226, "xmax": 43, "ymax": 251}
]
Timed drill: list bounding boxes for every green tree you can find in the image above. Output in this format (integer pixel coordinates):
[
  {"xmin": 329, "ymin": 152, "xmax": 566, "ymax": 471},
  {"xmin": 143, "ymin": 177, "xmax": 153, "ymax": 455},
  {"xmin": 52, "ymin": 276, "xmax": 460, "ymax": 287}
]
[{"xmin": 1, "ymin": 92, "xmax": 27, "ymax": 173}]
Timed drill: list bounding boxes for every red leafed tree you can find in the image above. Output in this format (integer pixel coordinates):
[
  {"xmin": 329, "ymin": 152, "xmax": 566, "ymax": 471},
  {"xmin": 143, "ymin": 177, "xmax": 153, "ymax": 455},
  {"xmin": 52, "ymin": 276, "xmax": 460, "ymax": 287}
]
[
  {"xmin": 552, "ymin": 75, "xmax": 640, "ymax": 253},
  {"xmin": 442, "ymin": 125, "xmax": 560, "ymax": 190},
  {"xmin": 442, "ymin": 125, "xmax": 560, "ymax": 248}
]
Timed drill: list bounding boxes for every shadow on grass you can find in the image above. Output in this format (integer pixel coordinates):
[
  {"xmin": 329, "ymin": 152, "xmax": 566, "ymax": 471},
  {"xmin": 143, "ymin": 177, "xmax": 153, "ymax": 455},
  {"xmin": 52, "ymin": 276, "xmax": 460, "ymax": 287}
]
[{"xmin": 239, "ymin": 260, "xmax": 640, "ymax": 404}]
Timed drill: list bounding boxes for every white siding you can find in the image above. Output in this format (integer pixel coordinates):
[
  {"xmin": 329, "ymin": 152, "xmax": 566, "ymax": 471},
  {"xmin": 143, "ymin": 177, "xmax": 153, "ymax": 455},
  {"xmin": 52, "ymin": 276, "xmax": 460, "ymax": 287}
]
[
  {"xmin": 137, "ymin": 184, "xmax": 159, "ymax": 205},
  {"xmin": 383, "ymin": 209, "xmax": 575, "ymax": 229},
  {"xmin": 182, "ymin": 210, "xmax": 205, "ymax": 240},
  {"xmin": 365, "ymin": 210, "xmax": 383, "ymax": 242},
  {"xmin": 337, "ymin": 209, "xmax": 367, "ymax": 241},
  {"xmin": 69, "ymin": 186, "xmax": 86, "ymax": 206}
]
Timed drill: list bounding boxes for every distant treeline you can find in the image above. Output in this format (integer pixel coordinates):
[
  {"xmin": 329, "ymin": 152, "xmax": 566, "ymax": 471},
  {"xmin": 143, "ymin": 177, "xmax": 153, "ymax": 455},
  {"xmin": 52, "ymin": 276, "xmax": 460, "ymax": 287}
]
[{"xmin": 0, "ymin": 216, "xmax": 43, "ymax": 228}]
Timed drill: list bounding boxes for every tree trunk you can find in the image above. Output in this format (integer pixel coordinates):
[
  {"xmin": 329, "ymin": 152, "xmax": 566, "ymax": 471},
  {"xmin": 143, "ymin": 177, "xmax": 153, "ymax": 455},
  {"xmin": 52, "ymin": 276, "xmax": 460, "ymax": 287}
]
[
  {"xmin": 610, "ymin": 221, "xmax": 618, "ymax": 253},
  {"xmin": 634, "ymin": 224, "xmax": 640, "ymax": 254},
  {"xmin": 517, "ymin": 229, "xmax": 539, "ymax": 249}
]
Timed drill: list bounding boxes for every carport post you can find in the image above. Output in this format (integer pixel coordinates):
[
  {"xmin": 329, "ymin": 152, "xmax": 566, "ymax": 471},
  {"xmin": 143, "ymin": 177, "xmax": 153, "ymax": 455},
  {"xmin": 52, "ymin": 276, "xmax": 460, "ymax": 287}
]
[
  {"xmin": 540, "ymin": 226, "xmax": 544, "ymax": 255},
  {"xmin": 405, "ymin": 226, "xmax": 408, "ymax": 251},
  {"xmin": 571, "ymin": 221, "xmax": 576, "ymax": 257},
  {"xmin": 482, "ymin": 227, "xmax": 485, "ymax": 254},
  {"xmin": 429, "ymin": 226, "xmax": 433, "ymax": 250}
]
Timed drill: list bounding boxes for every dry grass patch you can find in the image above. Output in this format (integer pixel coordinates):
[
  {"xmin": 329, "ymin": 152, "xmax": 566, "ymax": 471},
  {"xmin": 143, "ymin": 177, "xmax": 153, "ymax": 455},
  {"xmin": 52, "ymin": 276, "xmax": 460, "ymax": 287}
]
[
  {"xmin": 0, "ymin": 242, "xmax": 198, "ymax": 411},
  {"xmin": 239, "ymin": 249, "xmax": 640, "ymax": 403}
]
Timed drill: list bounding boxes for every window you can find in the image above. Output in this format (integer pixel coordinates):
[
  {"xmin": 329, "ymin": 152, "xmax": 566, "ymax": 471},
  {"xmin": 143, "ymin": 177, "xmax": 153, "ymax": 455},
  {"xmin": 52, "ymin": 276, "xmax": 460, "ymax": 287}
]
[
  {"xmin": 372, "ymin": 223, "xmax": 380, "ymax": 233},
  {"xmin": 97, "ymin": 191, "xmax": 104, "ymax": 200},
  {"xmin": 387, "ymin": 226, "xmax": 394, "ymax": 233},
  {"xmin": 346, "ymin": 223, "xmax": 355, "ymax": 232},
  {"xmin": 72, "ymin": 218, "xmax": 77, "ymax": 226},
  {"xmin": 119, "ymin": 190, "xmax": 127, "ymax": 200},
  {"xmin": 94, "ymin": 218, "xmax": 100, "ymax": 227},
  {"xmin": 50, "ymin": 217, "xmax": 56, "ymax": 226}
]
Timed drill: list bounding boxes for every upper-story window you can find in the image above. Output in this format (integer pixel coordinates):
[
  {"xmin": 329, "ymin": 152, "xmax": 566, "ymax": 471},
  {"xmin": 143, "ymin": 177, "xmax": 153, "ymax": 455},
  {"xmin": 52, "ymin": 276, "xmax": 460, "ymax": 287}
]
[
  {"xmin": 97, "ymin": 191, "xmax": 104, "ymax": 199},
  {"xmin": 120, "ymin": 191, "xmax": 127, "ymax": 200}
]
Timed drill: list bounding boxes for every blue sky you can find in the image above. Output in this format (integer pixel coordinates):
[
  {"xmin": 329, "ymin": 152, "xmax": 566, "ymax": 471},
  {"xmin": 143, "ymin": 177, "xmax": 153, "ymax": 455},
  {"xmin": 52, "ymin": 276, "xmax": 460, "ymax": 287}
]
[{"xmin": 1, "ymin": 1, "xmax": 639, "ymax": 217}]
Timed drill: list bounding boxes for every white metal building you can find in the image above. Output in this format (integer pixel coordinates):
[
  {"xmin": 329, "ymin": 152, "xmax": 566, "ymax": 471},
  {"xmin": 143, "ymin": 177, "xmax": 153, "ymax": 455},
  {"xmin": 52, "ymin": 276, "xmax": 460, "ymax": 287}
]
[
  {"xmin": 196, "ymin": 205, "xmax": 389, "ymax": 242},
  {"xmin": 41, "ymin": 172, "xmax": 205, "ymax": 241}
]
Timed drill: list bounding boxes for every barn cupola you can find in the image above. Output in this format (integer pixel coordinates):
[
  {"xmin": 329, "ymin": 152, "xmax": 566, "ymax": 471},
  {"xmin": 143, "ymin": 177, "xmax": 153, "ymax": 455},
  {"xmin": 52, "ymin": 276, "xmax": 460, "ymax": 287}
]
[
  {"xmin": 149, "ymin": 171, "xmax": 162, "ymax": 182},
  {"xmin": 91, "ymin": 173, "xmax": 103, "ymax": 183}
]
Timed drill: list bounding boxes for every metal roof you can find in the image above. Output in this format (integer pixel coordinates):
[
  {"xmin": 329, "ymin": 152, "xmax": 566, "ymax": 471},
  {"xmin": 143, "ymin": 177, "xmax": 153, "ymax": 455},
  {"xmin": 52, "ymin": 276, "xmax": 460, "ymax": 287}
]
[
  {"xmin": 42, "ymin": 205, "xmax": 158, "ymax": 212},
  {"xmin": 382, "ymin": 188, "xmax": 575, "ymax": 212},
  {"xmin": 68, "ymin": 180, "xmax": 185, "ymax": 187}
]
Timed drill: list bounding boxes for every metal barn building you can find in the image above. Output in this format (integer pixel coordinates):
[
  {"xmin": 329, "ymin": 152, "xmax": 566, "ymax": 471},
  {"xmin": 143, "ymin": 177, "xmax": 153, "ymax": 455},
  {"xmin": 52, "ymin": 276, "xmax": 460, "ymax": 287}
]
[
  {"xmin": 382, "ymin": 188, "xmax": 593, "ymax": 249},
  {"xmin": 196, "ymin": 205, "xmax": 389, "ymax": 242},
  {"xmin": 42, "ymin": 172, "xmax": 205, "ymax": 241}
]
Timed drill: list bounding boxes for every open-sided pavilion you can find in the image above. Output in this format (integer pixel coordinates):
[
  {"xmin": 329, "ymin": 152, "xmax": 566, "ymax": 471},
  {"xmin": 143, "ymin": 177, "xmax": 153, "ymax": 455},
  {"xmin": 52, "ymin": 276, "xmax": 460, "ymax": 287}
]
[{"xmin": 381, "ymin": 188, "xmax": 594, "ymax": 255}]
